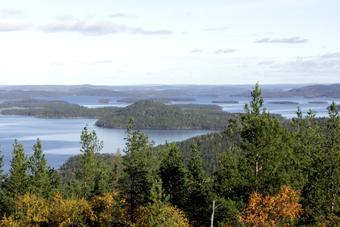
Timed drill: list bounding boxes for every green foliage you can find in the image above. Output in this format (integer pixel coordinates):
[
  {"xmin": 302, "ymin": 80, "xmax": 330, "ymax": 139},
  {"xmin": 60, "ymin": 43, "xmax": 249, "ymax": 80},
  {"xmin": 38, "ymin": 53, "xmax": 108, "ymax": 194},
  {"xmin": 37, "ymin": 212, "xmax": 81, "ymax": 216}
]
[
  {"xmin": 119, "ymin": 119, "xmax": 160, "ymax": 222},
  {"xmin": 28, "ymin": 139, "xmax": 51, "ymax": 197},
  {"xmin": 0, "ymin": 99, "xmax": 119, "ymax": 119},
  {"xmin": 7, "ymin": 141, "xmax": 29, "ymax": 197},
  {"xmin": 96, "ymin": 100, "xmax": 235, "ymax": 130},
  {"xmin": 185, "ymin": 144, "xmax": 213, "ymax": 226},
  {"xmin": 159, "ymin": 144, "xmax": 188, "ymax": 209},
  {"xmin": 77, "ymin": 127, "xmax": 105, "ymax": 199}
]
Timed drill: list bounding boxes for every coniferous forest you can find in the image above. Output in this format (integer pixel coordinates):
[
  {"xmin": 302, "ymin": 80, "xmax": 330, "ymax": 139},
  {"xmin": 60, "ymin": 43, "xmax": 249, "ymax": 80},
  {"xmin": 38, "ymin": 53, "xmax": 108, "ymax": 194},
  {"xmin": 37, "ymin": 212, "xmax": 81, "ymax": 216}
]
[{"xmin": 0, "ymin": 83, "xmax": 339, "ymax": 226}]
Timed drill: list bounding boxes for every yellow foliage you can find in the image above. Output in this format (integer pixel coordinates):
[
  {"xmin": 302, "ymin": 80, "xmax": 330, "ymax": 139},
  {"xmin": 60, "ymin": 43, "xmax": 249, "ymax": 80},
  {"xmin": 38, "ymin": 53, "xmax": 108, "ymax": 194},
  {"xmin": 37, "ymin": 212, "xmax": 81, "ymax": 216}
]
[
  {"xmin": 136, "ymin": 204, "xmax": 190, "ymax": 227},
  {"xmin": 91, "ymin": 192, "xmax": 130, "ymax": 226},
  {"xmin": 48, "ymin": 192, "xmax": 95, "ymax": 226},
  {"xmin": 239, "ymin": 186, "xmax": 302, "ymax": 227},
  {"xmin": 0, "ymin": 216, "xmax": 20, "ymax": 227},
  {"xmin": 15, "ymin": 193, "xmax": 49, "ymax": 225}
]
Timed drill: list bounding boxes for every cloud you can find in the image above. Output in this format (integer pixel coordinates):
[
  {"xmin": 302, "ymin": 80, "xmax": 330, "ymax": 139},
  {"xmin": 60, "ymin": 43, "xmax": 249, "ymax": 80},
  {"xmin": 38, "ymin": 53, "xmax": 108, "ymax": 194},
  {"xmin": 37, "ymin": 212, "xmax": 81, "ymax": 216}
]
[
  {"xmin": 321, "ymin": 52, "xmax": 340, "ymax": 59},
  {"xmin": 214, "ymin": 48, "xmax": 237, "ymax": 54},
  {"xmin": 0, "ymin": 20, "xmax": 30, "ymax": 32},
  {"xmin": 258, "ymin": 60, "xmax": 274, "ymax": 65},
  {"xmin": 191, "ymin": 49, "xmax": 203, "ymax": 53},
  {"xmin": 109, "ymin": 13, "xmax": 138, "ymax": 19},
  {"xmin": 270, "ymin": 57, "xmax": 340, "ymax": 73},
  {"xmin": 256, "ymin": 36, "xmax": 308, "ymax": 44},
  {"xmin": 41, "ymin": 18, "xmax": 173, "ymax": 35},
  {"xmin": 0, "ymin": 9, "xmax": 22, "ymax": 18},
  {"xmin": 201, "ymin": 26, "xmax": 229, "ymax": 32}
]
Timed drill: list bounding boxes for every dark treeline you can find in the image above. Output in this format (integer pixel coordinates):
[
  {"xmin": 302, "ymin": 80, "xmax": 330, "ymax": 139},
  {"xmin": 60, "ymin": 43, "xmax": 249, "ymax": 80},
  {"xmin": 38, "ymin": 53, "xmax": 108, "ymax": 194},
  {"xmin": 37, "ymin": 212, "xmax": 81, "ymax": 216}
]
[{"xmin": 0, "ymin": 83, "xmax": 339, "ymax": 226}]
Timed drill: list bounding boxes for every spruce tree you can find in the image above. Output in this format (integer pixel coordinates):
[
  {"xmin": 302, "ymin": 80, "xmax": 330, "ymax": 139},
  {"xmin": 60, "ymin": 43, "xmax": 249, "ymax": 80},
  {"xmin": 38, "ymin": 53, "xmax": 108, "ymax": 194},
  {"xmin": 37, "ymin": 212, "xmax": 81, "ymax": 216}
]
[
  {"xmin": 213, "ymin": 148, "xmax": 246, "ymax": 225},
  {"xmin": 28, "ymin": 139, "xmax": 51, "ymax": 197},
  {"xmin": 7, "ymin": 140, "xmax": 29, "ymax": 196},
  {"xmin": 119, "ymin": 119, "xmax": 160, "ymax": 223},
  {"xmin": 185, "ymin": 144, "xmax": 212, "ymax": 226},
  {"xmin": 159, "ymin": 144, "xmax": 188, "ymax": 209},
  {"xmin": 4, "ymin": 140, "xmax": 29, "ymax": 213},
  {"xmin": 79, "ymin": 127, "xmax": 103, "ymax": 199}
]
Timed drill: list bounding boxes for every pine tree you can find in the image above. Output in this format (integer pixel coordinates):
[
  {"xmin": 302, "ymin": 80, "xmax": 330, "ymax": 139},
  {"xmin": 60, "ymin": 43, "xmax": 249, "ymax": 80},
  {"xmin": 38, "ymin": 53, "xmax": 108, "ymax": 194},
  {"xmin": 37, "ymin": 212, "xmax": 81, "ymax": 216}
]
[
  {"xmin": 119, "ymin": 119, "xmax": 160, "ymax": 223},
  {"xmin": 28, "ymin": 139, "xmax": 51, "ymax": 197},
  {"xmin": 159, "ymin": 144, "xmax": 188, "ymax": 209},
  {"xmin": 238, "ymin": 83, "xmax": 293, "ymax": 194},
  {"xmin": 78, "ymin": 127, "xmax": 103, "ymax": 199}
]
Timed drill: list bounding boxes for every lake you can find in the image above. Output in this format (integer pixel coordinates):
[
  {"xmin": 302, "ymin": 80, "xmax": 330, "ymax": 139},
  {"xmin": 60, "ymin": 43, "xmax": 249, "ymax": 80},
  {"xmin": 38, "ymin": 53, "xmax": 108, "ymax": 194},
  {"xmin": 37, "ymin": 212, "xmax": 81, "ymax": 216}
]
[
  {"xmin": 38, "ymin": 95, "xmax": 340, "ymax": 118},
  {"xmin": 0, "ymin": 115, "xmax": 214, "ymax": 170},
  {"xmin": 1, "ymin": 95, "xmax": 340, "ymax": 170}
]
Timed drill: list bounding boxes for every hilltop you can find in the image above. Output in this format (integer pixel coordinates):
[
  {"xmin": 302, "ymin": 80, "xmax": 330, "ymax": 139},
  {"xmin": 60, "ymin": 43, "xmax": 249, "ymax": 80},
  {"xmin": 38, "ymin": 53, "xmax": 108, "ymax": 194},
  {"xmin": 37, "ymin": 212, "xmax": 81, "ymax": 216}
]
[{"xmin": 95, "ymin": 100, "xmax": 236, "ymax": 130}]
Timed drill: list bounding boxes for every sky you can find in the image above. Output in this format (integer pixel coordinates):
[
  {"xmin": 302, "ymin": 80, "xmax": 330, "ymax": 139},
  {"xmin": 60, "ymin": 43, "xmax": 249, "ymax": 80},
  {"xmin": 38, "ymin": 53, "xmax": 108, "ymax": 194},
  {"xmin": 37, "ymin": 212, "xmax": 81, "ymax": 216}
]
[{"xmin": 0, "ymin": 0, "xmax": 339, "ymax": 85}]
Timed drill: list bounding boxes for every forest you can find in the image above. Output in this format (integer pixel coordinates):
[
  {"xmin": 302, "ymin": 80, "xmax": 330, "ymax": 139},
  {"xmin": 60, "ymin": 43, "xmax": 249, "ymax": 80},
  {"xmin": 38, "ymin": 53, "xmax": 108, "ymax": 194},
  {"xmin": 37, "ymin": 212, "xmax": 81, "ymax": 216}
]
[
  {"xmin": 95, "ymin": 100, "xmax": 236, "ymax": 130},
  {"xmin": 0, "ymin": 83, "xmax": 339, "ymax": 226}
]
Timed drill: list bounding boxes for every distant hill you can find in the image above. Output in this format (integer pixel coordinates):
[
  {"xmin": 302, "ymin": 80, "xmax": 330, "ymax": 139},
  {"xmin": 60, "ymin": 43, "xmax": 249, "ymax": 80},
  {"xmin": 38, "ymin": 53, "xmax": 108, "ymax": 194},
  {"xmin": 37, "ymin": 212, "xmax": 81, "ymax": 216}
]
[
  {"xmin": 287, "ymin": 84, "xmax": 340, "ymax": 98},
  {"xmin": 233, "ymin": 84, "xmax": 340, "ymax": 98},
  {"xmin": 95, "ymin": 100, "xmax": 236, "ymax": 130}
]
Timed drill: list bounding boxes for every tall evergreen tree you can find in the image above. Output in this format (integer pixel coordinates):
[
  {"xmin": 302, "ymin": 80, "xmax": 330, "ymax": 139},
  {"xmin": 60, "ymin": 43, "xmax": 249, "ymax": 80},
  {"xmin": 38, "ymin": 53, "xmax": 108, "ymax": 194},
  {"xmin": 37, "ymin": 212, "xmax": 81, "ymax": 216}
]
[
  {"xmin": 159, "ymin": 144, "xmax": 188, "ymax": 209},
  {"xmin": 79, "ymin": 127, "xmax": 103, "ymax": 199},
  {"xmin": 238, "ymin": 82, "xmax": 293, "ymax": 195},
  {"xmin": 28, "ymin": 139, "xmax": 51, "ymax": 197},
  {"xmin": 119, "ymin": 119, "xmax": 160, "ymax": 223},
  {"xmin": 3, "ymin": 140, "xmax": 29, "ymax": 213},
  {"xmin": 185, "ymin": 144, "xmax": 212, "ymax": 226},
  {"xmin": 7, "ymin": 140, "xmax": 29, "ymax": 196}
]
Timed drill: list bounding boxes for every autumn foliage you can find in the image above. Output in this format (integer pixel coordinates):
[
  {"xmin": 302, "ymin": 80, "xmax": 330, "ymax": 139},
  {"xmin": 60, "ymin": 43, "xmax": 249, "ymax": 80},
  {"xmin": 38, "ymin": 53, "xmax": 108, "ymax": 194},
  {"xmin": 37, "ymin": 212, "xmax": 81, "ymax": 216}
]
[
  {"xmin": 0, "ymin": 192, "xmax": 128, "ymax": 226},
  {"xmin": 239, "ymin": 186, "xmax": 302, "ymax": 226}
]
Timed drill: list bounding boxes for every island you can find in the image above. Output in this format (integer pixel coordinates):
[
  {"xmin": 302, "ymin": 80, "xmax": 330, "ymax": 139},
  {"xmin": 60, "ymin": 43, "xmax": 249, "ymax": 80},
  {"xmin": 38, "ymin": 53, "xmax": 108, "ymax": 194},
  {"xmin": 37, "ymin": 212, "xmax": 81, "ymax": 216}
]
[
  {"xmin": 0, "ymin": 99, "xmax": 119, "ymax": 119},
  {"xmin": 308, "ymin": 101, "xmax": 329, "ymax": 104},
  {"xmin": 212, "ymin": 100, "xmax": 239, "ymax": 104},
  {"xmin": 269, "ymin": 101, "xmax": 299, "ymax": 105},
  {"xmin": 97, "ymin": 98, "xmax": 111, "ymax": 104},
  {"xmin": 95, "ymin": 100, "xmax": 236, "ymax": 130}
]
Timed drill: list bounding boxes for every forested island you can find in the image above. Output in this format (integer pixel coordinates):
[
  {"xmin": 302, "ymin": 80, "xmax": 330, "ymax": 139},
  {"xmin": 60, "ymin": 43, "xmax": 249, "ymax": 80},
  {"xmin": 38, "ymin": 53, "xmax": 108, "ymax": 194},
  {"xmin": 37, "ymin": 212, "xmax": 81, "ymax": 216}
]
[
  {"xmin": 269, "ymin": 101, "xmax": 300, "ymax": 105},
  {"xmin": 96, "ymin": 100, "xmax": 236, "ymax": 130},
  {"xmin": 211, "ymin": 100, "xmax": 239, "ymax": 104},
  {"xmin": 0, "ymin": 99, "xmax": 119, "ymax": 119},
  {"xmin": 0, "ymin": 83, "xmax": 338, "ymax": 226}
]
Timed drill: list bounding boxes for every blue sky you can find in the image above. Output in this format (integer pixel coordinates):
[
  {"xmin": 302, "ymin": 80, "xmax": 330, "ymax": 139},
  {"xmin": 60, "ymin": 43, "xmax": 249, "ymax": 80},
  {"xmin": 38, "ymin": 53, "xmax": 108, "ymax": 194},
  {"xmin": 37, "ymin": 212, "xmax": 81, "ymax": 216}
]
[{"xmin": 0, "ymin": 0, "xmax": 339, "ymax": 85}]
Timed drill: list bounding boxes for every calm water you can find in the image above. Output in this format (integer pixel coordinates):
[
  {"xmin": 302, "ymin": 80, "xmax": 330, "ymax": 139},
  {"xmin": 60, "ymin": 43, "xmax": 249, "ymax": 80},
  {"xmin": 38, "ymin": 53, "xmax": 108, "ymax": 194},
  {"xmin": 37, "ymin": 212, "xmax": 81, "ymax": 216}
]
[{"xmin": 0, "ymin": 115, "xmax": 213, "ymax": 170}]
